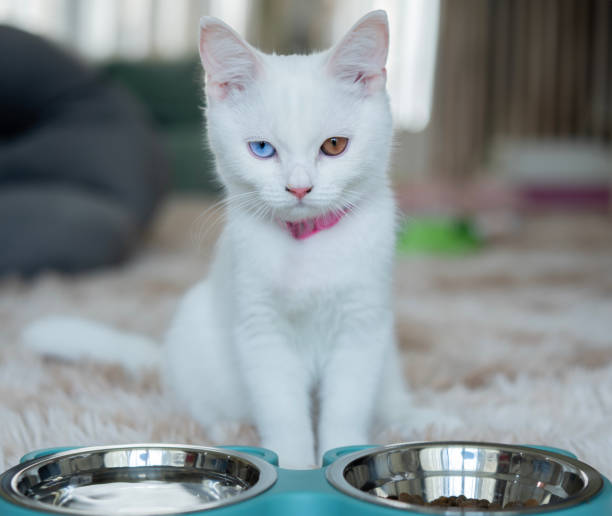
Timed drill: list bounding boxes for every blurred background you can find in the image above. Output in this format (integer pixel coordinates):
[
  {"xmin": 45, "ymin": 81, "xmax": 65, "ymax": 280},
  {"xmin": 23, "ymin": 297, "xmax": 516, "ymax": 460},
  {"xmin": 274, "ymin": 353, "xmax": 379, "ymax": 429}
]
[{"xmin": 0, "ymin": 0, "xmax": 611, "ymax": 273}]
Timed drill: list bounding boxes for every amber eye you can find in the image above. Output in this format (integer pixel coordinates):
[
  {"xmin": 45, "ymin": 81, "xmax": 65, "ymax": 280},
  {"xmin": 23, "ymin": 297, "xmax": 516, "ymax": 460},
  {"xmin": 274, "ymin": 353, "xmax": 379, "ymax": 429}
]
[{"xmin": 321, "ymin": 137, "xmax": 349, "ymax": 156}]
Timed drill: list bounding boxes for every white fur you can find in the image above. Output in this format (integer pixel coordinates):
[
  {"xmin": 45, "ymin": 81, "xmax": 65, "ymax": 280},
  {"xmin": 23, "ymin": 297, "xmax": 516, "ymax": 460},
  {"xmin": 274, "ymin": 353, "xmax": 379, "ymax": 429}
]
[
  {"xmin": 175, "ymin": 10, "xmax": 404, "ymax": 468},
  {"xmin": 22, "ymin": 11, "xmax": 418, "ymax": 468},
  {"xmin": 23, "ymin": 316, "xmax": 159, "ymax": 374}
]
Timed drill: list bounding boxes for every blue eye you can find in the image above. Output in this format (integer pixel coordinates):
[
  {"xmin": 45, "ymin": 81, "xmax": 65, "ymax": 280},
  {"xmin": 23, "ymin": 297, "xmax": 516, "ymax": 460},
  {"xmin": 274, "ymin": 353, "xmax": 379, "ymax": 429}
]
[{"xmin": 248, "ymin": 141, "xmax": 276, "ymax": 158}]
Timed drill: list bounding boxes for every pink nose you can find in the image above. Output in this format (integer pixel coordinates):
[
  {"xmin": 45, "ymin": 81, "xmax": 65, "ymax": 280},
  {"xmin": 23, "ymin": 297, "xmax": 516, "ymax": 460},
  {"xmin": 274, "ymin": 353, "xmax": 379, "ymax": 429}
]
[{"xmin": 285, "ymin": 186, "xmax": 313, "ymax": 200}]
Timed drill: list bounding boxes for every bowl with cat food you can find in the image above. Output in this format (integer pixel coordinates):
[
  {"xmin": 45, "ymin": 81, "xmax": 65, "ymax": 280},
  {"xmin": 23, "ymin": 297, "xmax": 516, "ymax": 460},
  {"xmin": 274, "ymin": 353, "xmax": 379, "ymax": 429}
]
[
  {"xmin": 0, "ymin": 444, "xmax": 278, "ymax": 515},
  {"xmin": 1, "ymin": 441, "xmax": 610, "ymax": 515},
  {"xmin": 325, "ymin": 441, "xmax": 609, "ymax": 514}
]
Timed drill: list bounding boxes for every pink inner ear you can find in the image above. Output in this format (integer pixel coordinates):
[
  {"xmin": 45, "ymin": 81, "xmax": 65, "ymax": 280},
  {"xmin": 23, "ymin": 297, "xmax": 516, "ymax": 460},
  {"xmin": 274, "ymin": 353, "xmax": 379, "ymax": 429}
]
[
  {"xmin": 327, "ymin": 11, "xmax": 389, "ymax": 92},
  {"xmin": 207, "ymin": 81, "xmax": 228, "ymax": 100},
  {"xmin": 207, "ymin": 80, "xmax": 247, "ymax": 101},
  {"xmin": 198, "ymin": 17, "xmax": 260, "ymax": 100},
  {"xmin": 351, "ymin": 67, "xmax": 387, "ymax": 96},
  {"xmin": 359, "ymin": 67, "xmax": 387, "ymax": 94}
]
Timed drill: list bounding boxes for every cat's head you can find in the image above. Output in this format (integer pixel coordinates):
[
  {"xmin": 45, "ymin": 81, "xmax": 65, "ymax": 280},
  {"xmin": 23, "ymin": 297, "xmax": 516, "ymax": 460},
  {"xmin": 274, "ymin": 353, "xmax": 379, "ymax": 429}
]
[{"xmin": 199, "ymin": 11, "xmax": 392, "ymax": 223}]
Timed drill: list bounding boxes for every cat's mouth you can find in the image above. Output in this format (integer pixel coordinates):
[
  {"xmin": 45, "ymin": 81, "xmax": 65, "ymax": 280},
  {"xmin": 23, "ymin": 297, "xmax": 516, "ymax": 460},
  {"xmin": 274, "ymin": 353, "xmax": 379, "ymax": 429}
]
[{"xmin": 282, "ymin": 209, "xmax": 348, "ymax": 240}]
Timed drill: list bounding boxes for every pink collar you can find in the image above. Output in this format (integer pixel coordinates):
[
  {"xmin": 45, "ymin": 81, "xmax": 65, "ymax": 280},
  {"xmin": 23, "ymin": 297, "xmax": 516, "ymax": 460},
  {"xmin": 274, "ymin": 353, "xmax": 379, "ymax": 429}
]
[{"xmin": 285, "ymin": 210, "xmax": 346, "ymax": 240}]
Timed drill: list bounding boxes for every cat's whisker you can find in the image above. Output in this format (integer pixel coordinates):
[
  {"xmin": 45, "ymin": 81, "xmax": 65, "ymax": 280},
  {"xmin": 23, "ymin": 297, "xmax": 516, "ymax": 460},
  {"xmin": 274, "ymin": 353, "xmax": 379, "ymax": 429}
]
[
  {"xmin": 191, "ymin": 197, "xmax": 230, "ymax": 252},
  {"xmin": 246, "ymin": 199, "xmax": 273, "ymax": 224},
  {"xmin": 193, "ymin": 201, "xmax": 235, "ymax": 252},
  {"xmin": 249, "ymin": 205, "xmax": 266, "ymax": 223},
  {"xmin": 192, "ymin": 191, "xmax": 259, "ymax": 251},
  {"xmin": 225, "ymin": 195, "xmax": 275, "ymax": 229},
  {"xmin": 263, "ymin": 205, "xmax": 276, "ymax": 223},
  {"xmin": 197, "ymin": 206, "xmax": 229, "ymax": 249},
  {"xmin": 226, "ymin": 192, "xmax": 261, "ymax": 214}
]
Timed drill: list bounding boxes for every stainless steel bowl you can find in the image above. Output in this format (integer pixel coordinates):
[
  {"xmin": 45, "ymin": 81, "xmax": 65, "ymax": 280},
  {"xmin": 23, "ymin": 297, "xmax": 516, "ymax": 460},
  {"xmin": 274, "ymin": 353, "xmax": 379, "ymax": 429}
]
[
  {"xmin": 0, "ymin": 444, "xmax": 277, "ymax": 515},
  {"xmin": 326, "ymin": 441, "xmax": 603, "ymax": 513}
]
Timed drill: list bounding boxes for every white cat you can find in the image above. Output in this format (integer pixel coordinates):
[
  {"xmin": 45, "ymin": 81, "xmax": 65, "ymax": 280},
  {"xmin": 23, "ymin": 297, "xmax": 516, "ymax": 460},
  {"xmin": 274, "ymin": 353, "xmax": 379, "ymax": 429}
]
[{"xmin": 24, "ymin": 10, "xmax": 414, "ymax": 468}]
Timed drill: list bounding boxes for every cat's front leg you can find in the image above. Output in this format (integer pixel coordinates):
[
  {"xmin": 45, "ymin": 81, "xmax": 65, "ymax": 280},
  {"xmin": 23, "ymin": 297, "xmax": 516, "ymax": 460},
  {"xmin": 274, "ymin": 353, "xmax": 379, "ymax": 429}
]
[
  {"xmin": 317, "ymin": 309, "xmax": 393, "ymax": 459},
  {"xmin": 234, "ymin": 319, "xmax": 315, "ymax": 468}
]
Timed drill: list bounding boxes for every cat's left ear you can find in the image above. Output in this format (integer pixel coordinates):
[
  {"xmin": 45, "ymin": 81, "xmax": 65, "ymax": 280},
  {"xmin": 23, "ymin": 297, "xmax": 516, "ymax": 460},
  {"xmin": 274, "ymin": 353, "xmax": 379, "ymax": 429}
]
[
  {"xmin": 326, "ymin": 10, "xmax": 389, "ymax": 94},
  {"xmin": 199, "ymin": 16, "xmax": 261, "ymax": 100}
]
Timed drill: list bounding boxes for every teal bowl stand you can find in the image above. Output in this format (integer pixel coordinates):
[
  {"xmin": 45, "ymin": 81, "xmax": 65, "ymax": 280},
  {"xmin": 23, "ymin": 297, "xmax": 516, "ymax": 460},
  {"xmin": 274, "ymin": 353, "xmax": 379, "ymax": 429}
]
[{"xmin": 1, "ymin": 445, "xmax": 611, "ymax": 515}]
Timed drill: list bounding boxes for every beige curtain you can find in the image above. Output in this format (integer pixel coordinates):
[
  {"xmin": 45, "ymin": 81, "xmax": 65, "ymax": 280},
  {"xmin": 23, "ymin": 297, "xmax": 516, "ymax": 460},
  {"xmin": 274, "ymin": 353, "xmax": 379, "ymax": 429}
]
[
  {"xmin": 247, "ymin": 0, "xmax": 331, "ymax": 54},
  {"xmin": 429, "ymin": 0, "xmax": 611, "ymax": 179}
]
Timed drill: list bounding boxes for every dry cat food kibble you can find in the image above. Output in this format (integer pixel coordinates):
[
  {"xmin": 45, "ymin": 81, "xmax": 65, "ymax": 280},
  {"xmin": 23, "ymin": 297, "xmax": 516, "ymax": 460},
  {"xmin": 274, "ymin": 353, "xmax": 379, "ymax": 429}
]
[{"xmin": 387, "ymin": 493, "xmax": 540, "ymax": 510}]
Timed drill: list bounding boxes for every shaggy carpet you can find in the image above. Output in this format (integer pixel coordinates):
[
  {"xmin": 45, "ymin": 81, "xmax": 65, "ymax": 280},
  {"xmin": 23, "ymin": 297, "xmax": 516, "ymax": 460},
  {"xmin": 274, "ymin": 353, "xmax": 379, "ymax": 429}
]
[{"xmin": 1, "ymin": 196, "xmax": 611, "ymax": 479}]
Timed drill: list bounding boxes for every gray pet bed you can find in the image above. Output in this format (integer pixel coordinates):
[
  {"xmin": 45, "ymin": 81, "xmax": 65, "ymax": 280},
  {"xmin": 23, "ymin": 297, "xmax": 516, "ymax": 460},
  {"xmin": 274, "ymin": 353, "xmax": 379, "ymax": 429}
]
[{"xmin": 0, "ymin": 26, "xmax": 169, "ymax": 275}]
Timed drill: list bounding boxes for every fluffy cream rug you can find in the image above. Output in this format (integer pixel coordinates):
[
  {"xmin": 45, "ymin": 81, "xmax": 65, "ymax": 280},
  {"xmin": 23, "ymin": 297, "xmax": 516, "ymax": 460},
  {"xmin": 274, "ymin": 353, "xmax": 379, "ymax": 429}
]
[{"xmin": 1, "ymin": 196, "xmax": 611, "ymax": 480}]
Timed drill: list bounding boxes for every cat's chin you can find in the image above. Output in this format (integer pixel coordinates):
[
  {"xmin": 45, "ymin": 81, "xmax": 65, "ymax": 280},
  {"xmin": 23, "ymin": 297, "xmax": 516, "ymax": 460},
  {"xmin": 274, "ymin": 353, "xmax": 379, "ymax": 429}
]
[{"xmin": 280, "ymin": 204, "xmax": 340, "ymax": 223}]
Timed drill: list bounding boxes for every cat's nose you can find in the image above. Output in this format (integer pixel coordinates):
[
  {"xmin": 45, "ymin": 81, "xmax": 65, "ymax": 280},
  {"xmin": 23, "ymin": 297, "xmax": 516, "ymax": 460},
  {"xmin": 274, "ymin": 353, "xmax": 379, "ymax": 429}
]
[{"xmin": 285, "ymin": 185, "xmax": 313, "ymax": 200}]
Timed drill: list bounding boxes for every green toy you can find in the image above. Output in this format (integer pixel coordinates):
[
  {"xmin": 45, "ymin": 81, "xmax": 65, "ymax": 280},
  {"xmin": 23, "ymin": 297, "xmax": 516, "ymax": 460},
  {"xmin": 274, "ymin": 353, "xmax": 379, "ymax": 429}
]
[{"xmin": 397, "ymin": 216, "xmax": 482, "ymax": 255}]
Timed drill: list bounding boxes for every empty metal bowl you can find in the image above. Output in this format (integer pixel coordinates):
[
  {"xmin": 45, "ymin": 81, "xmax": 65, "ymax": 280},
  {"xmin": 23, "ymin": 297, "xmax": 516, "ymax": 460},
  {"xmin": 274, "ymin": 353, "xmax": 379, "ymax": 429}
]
[
  {"xmin": 0, "ymin": 444, "xmax": 277, "ymax": 515},
  {"xmin": 326, "ymin": 441, "xmax": 603, "ymax": 513}
]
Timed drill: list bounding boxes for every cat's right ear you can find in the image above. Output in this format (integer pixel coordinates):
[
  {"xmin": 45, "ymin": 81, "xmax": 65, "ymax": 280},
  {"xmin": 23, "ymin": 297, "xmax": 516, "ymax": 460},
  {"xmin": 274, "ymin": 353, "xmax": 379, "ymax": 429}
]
[
  {"xmin": 326, "ymin": 10, "xmax": 389, "ymax": 95},
  {"xmin": 199, "ymin": 17, "xmax": 261, "ymax": 100}
]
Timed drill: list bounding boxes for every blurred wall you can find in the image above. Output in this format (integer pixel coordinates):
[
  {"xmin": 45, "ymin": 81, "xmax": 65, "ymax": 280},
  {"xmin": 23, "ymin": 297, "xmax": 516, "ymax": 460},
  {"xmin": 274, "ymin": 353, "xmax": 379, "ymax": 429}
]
[
  {"xmin": 247, "ymin": 0, "xmax": 330, "ymax": 54},
  {"xmin": 0, "ymin": 0, "xmax": 250, "ymax": 60},
  {"xmin": 429, "ymin": 0, "xmax": 612, "ymax": 180},
  {"xmin": 2, "ymin": 0, "xmax": 609, "ymax": 189}
]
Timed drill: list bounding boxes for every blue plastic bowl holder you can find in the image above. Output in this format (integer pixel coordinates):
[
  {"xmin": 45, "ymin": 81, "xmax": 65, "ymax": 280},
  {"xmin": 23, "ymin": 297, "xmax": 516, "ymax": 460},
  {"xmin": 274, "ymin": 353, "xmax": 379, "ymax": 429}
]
[{"xmin": 0, "ymin": 443, "xmax": 610, "ymax": 516}]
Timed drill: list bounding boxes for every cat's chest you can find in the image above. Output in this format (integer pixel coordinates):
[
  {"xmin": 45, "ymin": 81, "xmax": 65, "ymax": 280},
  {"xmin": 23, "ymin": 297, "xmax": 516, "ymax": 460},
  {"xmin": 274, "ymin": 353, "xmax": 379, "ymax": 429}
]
[
  {"xmin": 263, "ymin": 235, "xmax": 359, "ymax": 302},
  {"xmin": 228, "ymin": 205, "xmax": 392, "ymax": 306}
]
